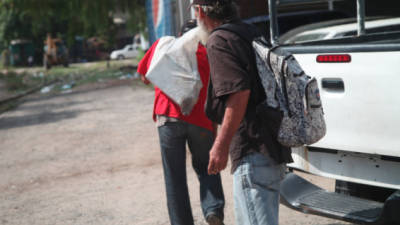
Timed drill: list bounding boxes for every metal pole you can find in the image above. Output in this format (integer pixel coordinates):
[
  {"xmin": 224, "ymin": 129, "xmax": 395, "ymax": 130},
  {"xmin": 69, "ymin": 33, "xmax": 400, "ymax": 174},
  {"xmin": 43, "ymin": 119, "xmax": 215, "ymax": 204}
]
[
  {"xmin": 268, "ymin": 0, "xmax": 279, "ymax": 45},
  {"xmin": 357, "ymin": 0, "xmax": 366, "ymax": 36},
  {"xmin": 328, "ymin": 0, "xmax": 334, "ymax": 11},
  {"xmin": 177, "ymin": 0, "xmax": 184, "ymax": 26},
  {"xmin": 190, "ymin": 0, "xmax": 195, "ymax": 19}
]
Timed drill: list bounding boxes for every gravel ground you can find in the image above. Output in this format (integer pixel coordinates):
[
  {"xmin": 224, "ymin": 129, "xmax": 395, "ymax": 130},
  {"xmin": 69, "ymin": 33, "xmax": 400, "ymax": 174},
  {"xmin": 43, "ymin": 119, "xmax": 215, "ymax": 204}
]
[{"xmin": 0, "ymin": 79, "xmax": 353, "ymax": 225}]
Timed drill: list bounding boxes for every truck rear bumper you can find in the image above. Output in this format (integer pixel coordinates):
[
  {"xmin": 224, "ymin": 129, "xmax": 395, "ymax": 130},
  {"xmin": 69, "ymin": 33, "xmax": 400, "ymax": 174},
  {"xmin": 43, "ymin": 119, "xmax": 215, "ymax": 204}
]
[
  {"xmin": 288, "ymin": 146, "xmax": 400, "ymax": 190},
  {"xmin": 280, "ymin": 173, "xmax": 400, "ymax": 225}
]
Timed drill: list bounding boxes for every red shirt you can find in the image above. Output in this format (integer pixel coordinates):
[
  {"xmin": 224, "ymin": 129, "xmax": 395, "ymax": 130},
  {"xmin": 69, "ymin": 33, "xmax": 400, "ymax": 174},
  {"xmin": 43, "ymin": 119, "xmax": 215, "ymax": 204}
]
[{"xmin": 137, "ymin": 39, "xmax": 213, "ymax": 132}]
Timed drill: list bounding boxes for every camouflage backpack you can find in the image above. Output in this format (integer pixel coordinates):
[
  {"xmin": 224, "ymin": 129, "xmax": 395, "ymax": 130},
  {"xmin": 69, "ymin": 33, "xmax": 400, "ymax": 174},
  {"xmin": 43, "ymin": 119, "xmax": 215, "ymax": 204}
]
[
  {"xmin": 215, "ymin": 23, "xmax": 326, "ymax": 147},
  {"xmin": 252, "ymin": 39, "xmax": 326, "ymax": 147}
]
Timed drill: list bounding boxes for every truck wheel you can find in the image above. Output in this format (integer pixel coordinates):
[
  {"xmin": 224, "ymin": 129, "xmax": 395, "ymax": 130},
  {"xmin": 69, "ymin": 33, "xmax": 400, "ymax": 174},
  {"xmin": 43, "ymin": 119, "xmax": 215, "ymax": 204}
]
[
  {"xmin": 117, "ymin": 55, "xmax": 125, "ymax": 60},
  {"xmin": 335, "ymin": 180, "xmax": 396, "ymax": 202}
]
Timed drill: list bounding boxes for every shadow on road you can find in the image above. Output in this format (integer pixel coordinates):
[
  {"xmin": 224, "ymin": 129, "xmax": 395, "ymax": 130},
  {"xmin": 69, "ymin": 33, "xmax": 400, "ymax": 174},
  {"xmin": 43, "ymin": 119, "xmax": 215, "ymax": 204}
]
[
  {"xmin": 17, "ymin": 100, "xmax": 92, "ymax": 112},
  {"xmin": 21, "ymin": 79, "xmax": 136, "ymax": 105},
  {"xmin": 327, "ymin": 223, "xmax": 355, "ymax": 225},
  {"xmin": 0, "ymin": 109, "xmax": 90, "ymax": 130}
]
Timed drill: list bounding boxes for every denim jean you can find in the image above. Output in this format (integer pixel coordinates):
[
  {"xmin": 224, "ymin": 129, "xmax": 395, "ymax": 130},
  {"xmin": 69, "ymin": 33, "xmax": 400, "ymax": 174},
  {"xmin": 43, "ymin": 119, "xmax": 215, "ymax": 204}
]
[
  {"xmin": 233, "ymin": 152, "xmax": 286, "ymax": 225},
  {"xmin": 158, "ymin": 121, "xmax": 225, "ymax": 225}
]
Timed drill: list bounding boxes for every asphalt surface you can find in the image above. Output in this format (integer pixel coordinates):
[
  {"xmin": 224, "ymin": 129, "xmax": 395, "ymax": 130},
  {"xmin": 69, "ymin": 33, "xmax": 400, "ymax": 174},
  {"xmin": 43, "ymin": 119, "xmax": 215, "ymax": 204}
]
[{"xmin": 0, "ymin": 80, "xmax": 353, "ymax": 225}]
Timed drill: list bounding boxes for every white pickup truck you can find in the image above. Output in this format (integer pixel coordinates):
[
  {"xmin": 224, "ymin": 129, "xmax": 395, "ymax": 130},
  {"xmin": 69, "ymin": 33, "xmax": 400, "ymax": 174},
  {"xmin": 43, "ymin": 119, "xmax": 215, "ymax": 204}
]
[{"xmin": 263, "ymin": 0, "xmax": 400, "ymax": 224}]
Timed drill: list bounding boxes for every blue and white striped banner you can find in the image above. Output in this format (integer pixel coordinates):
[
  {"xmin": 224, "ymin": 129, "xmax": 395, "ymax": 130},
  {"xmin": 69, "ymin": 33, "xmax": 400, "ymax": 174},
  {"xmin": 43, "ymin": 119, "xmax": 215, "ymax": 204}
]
[{"xmin": 146, "ymin": 0, "xmax": 175, "ymax": 44}]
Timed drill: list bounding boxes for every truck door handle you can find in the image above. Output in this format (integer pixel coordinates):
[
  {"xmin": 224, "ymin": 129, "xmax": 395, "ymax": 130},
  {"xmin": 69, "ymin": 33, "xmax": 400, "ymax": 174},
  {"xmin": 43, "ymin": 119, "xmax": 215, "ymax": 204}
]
[{"xmin": 321, "ymin": 78, "xmax": 344, "ymax": 92}]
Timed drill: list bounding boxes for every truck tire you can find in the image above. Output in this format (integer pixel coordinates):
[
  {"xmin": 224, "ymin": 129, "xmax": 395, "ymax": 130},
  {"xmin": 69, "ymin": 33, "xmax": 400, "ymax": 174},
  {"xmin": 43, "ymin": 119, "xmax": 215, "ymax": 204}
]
[
  {"xmin": 117, "ymin": 55, "xmax": 125, "ymax": 60},
  {"xmin": 335, "ymin": 180, "xmax": 396, "ymax": 202}
]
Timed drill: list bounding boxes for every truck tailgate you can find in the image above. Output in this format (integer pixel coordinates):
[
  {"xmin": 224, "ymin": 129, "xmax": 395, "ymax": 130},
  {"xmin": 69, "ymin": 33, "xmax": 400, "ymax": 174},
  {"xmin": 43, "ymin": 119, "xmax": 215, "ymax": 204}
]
[{"xmin": 294, "ymin": 51, "xmax": 400, "ymax": 157}]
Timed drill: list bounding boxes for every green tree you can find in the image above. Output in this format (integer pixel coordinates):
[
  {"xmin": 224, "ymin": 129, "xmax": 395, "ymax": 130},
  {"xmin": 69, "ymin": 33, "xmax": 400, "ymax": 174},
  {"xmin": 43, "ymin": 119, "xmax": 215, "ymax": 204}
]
[{"xmin": 0, "ymin": 0, "xmax": 146, "ymax": 59}]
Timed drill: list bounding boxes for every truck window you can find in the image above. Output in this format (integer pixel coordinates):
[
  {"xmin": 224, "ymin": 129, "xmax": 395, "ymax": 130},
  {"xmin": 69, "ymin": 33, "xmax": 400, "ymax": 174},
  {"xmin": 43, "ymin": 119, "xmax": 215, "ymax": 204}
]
[
  {"xmin": 288, "ymin": 33, "xmax": 328, "ymax": 43},
  {"xmin": 342, "ymin": 24, "xmax": 400, "ymax": 37}
]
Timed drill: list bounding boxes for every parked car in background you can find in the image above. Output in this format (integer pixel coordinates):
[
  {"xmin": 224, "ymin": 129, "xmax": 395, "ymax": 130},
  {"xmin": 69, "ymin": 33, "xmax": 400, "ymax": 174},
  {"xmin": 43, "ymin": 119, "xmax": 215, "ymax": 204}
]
[
  {"xmin": 280, "ymin": 17, "xmax": 400, "ymax": 44},
  {"xmin": 110, "ymin": 44, "xmax": 139, "ymax": 60},
  {"xmin": 9, "ymin": 39, "xmax": 35, "ymax": 67},
  {"xmin": 86, "ymin": 37, "xmax": 109, "ymax": 62}
]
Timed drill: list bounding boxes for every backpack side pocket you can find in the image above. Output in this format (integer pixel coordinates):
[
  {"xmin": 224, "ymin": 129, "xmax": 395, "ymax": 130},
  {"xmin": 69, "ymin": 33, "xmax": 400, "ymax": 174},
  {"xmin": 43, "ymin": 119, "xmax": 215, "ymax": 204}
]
[
  {"xmin": 304, "ymin": 78, "xmax": 326, "ymax": 145},
  {"xmin": 305, "ymin": 78, "xmax": 322, "ymax": 110}
]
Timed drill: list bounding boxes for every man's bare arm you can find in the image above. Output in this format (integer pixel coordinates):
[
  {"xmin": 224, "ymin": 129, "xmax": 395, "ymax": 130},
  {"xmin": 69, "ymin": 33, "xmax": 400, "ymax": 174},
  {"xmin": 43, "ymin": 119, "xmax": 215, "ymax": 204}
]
[
  {"xmin": 139, "ymin": 73, "xmax": 150, "ymax": 85},
  {"xmin": 208, "ymin": 89, "xmax": 250, "ymax": 175}
]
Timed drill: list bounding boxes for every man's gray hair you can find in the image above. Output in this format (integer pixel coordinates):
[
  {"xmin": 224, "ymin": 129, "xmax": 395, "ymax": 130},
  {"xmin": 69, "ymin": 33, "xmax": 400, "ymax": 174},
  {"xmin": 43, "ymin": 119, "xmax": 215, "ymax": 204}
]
[{"xmin": 198, "ymin": 1, "xmax": 239, "ymax": 23}]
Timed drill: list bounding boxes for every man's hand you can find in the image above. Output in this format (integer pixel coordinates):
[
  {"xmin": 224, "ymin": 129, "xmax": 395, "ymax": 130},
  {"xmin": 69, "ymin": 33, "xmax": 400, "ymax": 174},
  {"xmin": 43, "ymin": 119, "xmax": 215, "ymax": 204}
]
[
  {"xmin": 207, "ymin": 89, "xmax": 250, "ymax": 175},
  {"xmin": 140, "ymin": 74, "xmax": 150, "ymax": 85},
  {"xmin": 208, "ymin": 142, "xmax": 229, "ymax": 175}
]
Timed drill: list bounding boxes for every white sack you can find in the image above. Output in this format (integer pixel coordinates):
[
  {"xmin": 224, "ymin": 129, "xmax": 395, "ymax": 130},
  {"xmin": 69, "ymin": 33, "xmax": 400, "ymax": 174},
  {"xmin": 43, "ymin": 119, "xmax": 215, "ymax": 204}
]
[{"xmin": 146, "ymin": 27, "xmax": 203, "ymax": 115}]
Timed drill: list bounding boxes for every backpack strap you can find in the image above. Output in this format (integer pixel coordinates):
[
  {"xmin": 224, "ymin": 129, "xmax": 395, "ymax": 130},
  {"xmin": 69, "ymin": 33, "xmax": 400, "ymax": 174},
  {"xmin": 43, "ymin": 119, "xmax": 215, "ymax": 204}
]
[
  {"xmin": 282, "ymin": 55, "xmax": 294, "ymax": 73},
  {"xmin": 266, "ymin": 45, "xmax": 280, "ymax": 72},
  {"xmin": 212, "ymin": 22, "xmax": 260, "ymax": 45}
]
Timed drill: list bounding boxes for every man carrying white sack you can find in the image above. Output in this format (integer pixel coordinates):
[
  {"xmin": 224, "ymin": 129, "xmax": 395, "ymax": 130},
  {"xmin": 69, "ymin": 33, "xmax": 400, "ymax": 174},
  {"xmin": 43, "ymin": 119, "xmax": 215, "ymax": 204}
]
[{"xmin": 137, "ymin": 19, "xmax": 225, "ymax": 225}]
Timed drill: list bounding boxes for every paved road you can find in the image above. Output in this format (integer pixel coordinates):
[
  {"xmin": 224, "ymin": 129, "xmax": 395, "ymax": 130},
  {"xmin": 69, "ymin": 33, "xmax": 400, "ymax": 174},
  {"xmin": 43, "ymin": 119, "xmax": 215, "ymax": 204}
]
[{"xmin": 0, "ymin": 80, "xmax": 353, "ymax": 225}]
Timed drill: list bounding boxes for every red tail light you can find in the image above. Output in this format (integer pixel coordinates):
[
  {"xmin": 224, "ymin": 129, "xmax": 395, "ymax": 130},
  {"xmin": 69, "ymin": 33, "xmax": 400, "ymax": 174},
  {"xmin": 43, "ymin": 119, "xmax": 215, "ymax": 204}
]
[{"xmin": 316, "ymin": 54, "xmax": 351, "ymax": 63}]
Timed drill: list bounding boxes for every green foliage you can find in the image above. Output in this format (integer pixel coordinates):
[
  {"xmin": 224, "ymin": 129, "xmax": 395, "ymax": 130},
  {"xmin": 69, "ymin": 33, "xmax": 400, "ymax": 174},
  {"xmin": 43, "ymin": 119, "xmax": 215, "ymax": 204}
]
[
  {"xmin": 0, "ymin": 72, "xmax": 30, "ymax": 92},
  {"xmin": 1, "ymin": 49, "xmax": 10, "ymax": 68},
  {"xmin": 0, "ymin": 101, "xmax": 18, "ymax": 113},
  {"xmin": 136, "ymin": 48, "xmax": 146, "ymax": 61},
  {"xmin": 0, "ymin": 0, "xmax": 147, "ymax": 57},
  {"xmin": 0, "ymin": 59, "xmax": 139, "ymax": 96}
]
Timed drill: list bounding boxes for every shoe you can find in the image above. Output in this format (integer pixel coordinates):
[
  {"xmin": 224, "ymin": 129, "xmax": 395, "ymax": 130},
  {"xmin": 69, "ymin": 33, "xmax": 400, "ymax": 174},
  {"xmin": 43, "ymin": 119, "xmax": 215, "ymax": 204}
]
[{"xmin": 206, "ymin": 214, "xmax": 224, "ymax": 225}]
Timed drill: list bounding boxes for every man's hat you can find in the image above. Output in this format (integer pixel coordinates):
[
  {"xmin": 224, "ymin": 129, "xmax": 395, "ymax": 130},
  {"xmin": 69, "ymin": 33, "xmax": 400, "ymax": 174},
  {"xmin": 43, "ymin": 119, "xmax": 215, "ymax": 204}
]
[
  {"xmin": 192, "ymin": 0, "xmax": 231, "ymax": 6},
  {"xmin": 192, "ymin": 0, "xmax": 214, "ymax": 5}
]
